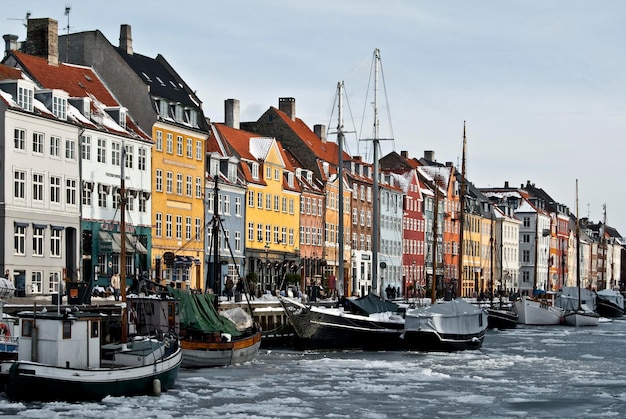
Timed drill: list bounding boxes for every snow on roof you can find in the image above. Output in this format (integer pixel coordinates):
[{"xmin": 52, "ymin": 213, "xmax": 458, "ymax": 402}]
[
  {"xmin": 0, "ymin": 90, "xmax": 17, "ymax": 107},
  {"xmin": 249, "ymin": 137, "xmax": 275, "ymax": 160}
]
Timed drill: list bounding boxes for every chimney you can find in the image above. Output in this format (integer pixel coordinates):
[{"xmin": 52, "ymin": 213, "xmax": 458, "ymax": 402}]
[
  {"xmin": 504, "ymin": 181, "xmax": 509, "ymax": 188},
  {"xmin": 401, "ymin": 150, "xmax": 408, "ymax": 159},
  {"xmin": 424, "ymin": 150, "xmax": 434, "ymax": 161},
  {"xmin": 119, "ymin": 24, "xmax": 133, "ymax": 55},
  {"xmin": 224, "ymin": 98, "xmax": 240, "ymax": 129},
  {"xmin": 26, "ymin": 18, "xmax": 58, "ymax": 65},
  {"xmin": 445, "ymin": 161, "xmax": 453, "ymax": 167},
  {"xmin": 314, "ymin": 124, "xmax": 326, "ymax": 143},
  {"xmin": 279, "ymin": 97, "xmax": 296, "ymax": 121},
  {"xmin": 3, "ymin": 34, "xmax": 18, "ymax": 57}
]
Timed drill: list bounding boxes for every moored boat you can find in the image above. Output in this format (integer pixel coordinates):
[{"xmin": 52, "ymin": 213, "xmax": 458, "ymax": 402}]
[
  {"xmin": 486, "ymin": 304, "xmax": 518, "ymax": 329},
  {"xmin": 595, "ymin": 289, "xmax": 624, "ymax": 318},
  {"xmin": 2, "ymin": 309, "xmax": 181, "ymax": 402},
  {"xmin": 403, "ymin": 298, "xmax": 488, "ymax": 351},
  {"xmin": 513, "ymin": 295, "xmax": 565, "ymax": 325},
  {"xmin": 279, "ymin": 295, "xmax": 405, "ymax": 351},
  {"xmin": 563, "ymin": 304, "xmax": 599, "ymax": 327}
]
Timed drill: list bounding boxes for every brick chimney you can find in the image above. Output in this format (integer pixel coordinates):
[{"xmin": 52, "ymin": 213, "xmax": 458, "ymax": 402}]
[
  {"xmin": 314, "ymin": 124, "xmax": 326, "ymax": 143},
  {"xmin": 225, "ymin": 98, "xmax": 240, "ymax": 129},
  {"xmin": 26, "ymin": 18, "xmax": 58, "ymax": 66},
  {"xmin": 424, "ymin": 150, "xmax": 435, "ymax": 162},
  {"xmin": 279, "ymin": 97, "xmax": 295, "ymax": 121},
  {"xmin": 119, "ymin": 24, "xmax": 133, "ymax": 55},
  {"xmin": 400, "ymin": 150, "xmax": 408, "ymax": 159}
]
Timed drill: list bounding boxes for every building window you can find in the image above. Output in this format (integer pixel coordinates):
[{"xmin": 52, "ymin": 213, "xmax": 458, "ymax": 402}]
[
  {"xmin": 196, "ymin": 140, "xmax": 203, "ymax": 160},
  {"xmin": 81, "ymin": 135, "xmax": 91, "ymax": 160},
  {"xmin": 14, "ymin": 128, "xmax": 25, "ymax": 150},
  {"xmin": 252, "ymin": 163, "xmax": 259, "ymax": 180},
  {"xmin": 138, "ymin": 147, "xmax": 146, "ymax": 170},
  {"xmin": 196, "ymin": 177, "xmax": 202, "ymax": 198},
  {"xmin": 224, "ymin": 195, "xmax": 231, "ymax": 215},
  {"xmin": 31, "ymin": 271, "xmax": 43, "ymax": 294},
  {"xmin": 139, "ymin": 192, "xmax": 147, "ymax": 213},
  {"xmin": 248, "ymin": 222, "xmax": 254, "ymax": 241},
  {"xmin": 155, "ymin": 213, "xmax": 162, "ymax": 237},
  {"xmin": 266, "ymin": 193, "xmax": 271, "ymax": 210},
  {"xmin": 66, "ymin": 179, "xmax": 77, "ymax": 206},
  {"xmin": 156, "ymin": 169, "xmax": 163, "ymax": 192},
  {"xmin": 14, "ymin": 224, "xmax": 26, "ymax": 255},
  {"xmin": 257, "ymin": 191, "xmax": 263, "ymax": 209},
  {"xmin": 186, "ymin": 138, "xmax": 193, "ymax": 158},
  {"xmin": 265, "ymin": 225, "xmax": 271, "ymax": 243},
  {"xmin": 166, "ymin": 172, "xmax": 173, "ymax": 194},
  {"xmin": 176, "ymin": 136, "xmax": 183, "ymax": 156},
  {"xmin": 33, "ymin": 226, "xmax": 45, "ymax": 256},
  {"xmin": 65, "ymin": 139, "xmax": 76, "ymax": 160},
  {"xmin": 274, "ymin": 195, "xmax": 279, "ymax": 212},
  {"xmin": 33, "ymin": 173, "xmax": 44, "ymax": 202},
  {"xmin": 186, "ymin": 175, "xmax": 192, "ymax": 197},
  {"xmin": 83, "ymin": 183, "xmax": 92, "ymax": 206},
  {"xmin": 14, "ymin": 170, "xmax": 25, "ymax": 199},
  {"xmin": 111, "ymin": 142, "xmax": 121, "ymax": 166},
  {"xmin": 176, "ymin": 173, "xmax": 183, "ymax": 195},
  {"xmin": 257, "ymin": 223, "xmax": 263, "ymax": 242},
  {"xmin": 97, "ymin": 138, "xmax": 106, "ymax": 163},
  {"xmin": 186, "ymin": 216, "xmax": 192, "ymax": 240},
  {"xmin": 282, "ymin": 197, "xmax": 287, "ymax": 213},
  {"xmin": 235, "ymin": 231, "xmax": 241, "ymax": 252},
  {"xmin": 51, "ymin": 229, "xmax": 61, "ymax": 257},
  {"xmin": 125, "ymin": 144, "xmax": 133, "ymax": 169},
  {"xmin": 166, "ymin": 214, "xmax": 172, "ymax": 238},
  {"xmin": 33, "ymin": 132, "xmax": 44, "ymax": 154},
  {"xmin": 52, "ymin": 96, "xmax": 67, "ymax": 120},
  {"xmin": 156, "ymin": 130, "xmax": 163, "ymax": 151},
  {"xmin": 17, "ymin": 85, "xmax": 33, "ymax": 111},
  {"xmin": 166, "ymin": 133, "xmax": 173, "ymax": 154},
  {"xmin": 196, "ymin": 218, "xmax": 202, "ymax": 241},
  {"xmin": 176, "ymin": 215, "xmax": 182, "ymax": 240},
  {"xmin": 50, "ymin": 176, "xmax": 61, "ymax": 204},
  {"xmin": 235, "ymin": 197, "xmax": 241, "ymax": 216}
]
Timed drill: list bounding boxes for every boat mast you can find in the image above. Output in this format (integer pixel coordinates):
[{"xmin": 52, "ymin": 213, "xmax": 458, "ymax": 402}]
[
  {"xmin": 431, "ymin": 180, "xmax": 439, "ymax": 304},
  {"xmin": 213, "ymin": 177, "xmax": 221, "ymax": 308},
  {"xmin": 576, "ymin": 180, "xmax": 581, "ymax": 310},
  {"xmin": 457, "ymin": 122, "xmax": 466, "ymax": 298},
  {"xmin": 371, "ymin": 48, "xmax": 381, "ymax": 296},
  {"xmin": 533, "ymin": 210, "xmax": 539, "ymax": 292},
  {"xmin": 120, "ymin": 141, "xmax": 127, "ymax": 344},
  {"xmin": 337, "ymin": 82, "xmax": 345, "ymax": 297},
  {"xmin": 490, "ymin": 206, "xmax": 494, "ymax": 305}
]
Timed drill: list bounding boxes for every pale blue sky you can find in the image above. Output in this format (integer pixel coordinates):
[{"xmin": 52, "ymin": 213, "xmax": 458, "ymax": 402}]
[{"xmin": 5, "ymin": 1, "xmax": 626, "ymax": 233}]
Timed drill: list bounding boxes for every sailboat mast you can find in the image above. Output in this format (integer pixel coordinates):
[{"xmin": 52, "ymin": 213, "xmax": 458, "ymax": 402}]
[
  {"xmin": 213, "ymin": 178, "xmax": 221, "ymax": 305},
  {"xmin": 490, "ymin": 207, "xmax": 494, "ymax": 304},
  {"xmin": 457, "ymin": 122, "xmax": 466, "ymax": 298},
  {"xmin": 576, "ymin": 180, "xmax": 581, "ymax": 310},
  {"xmin": 337, "ymin": 82, "xmax": 345, "ymax": 297},
  {"xmin": 120, "ymin": 141, "xmax": 127, "ymax": 344},
  {"xmin": 431, "ymin": 181, "xmax": 439, "ymax": 304},
  {"xmin": 371, "ymin": 48, "xmax": 380, "ymax": 295}
]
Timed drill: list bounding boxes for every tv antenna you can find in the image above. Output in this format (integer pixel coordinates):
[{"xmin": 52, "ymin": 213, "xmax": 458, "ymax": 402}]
[
  {"xmin": 64, "ymin": 5, "xmax": 71, "ymax": 61},
  {"xmin": 7, "ymin": 11, "xmax": 31, "ymax": 29}
]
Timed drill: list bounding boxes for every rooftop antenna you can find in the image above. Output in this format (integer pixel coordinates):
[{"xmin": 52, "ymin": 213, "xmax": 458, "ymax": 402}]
[
  {"xmin": 64, "ymin": 5, "xmax": 71, "ymax": 61},
  {"xmin": 7, "ymin": 11, "xmax": 31, "ymax": 35}
]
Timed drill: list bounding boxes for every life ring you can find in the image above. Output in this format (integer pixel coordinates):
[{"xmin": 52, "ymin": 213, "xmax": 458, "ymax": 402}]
[{"xmin": 0, "ymin": 323, "xmax": 10, "ymax": 341}]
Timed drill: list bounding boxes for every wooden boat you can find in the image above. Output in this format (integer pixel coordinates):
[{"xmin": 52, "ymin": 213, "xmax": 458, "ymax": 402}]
[
  {"xmin": 169, "ymin": 289, "xmax": 261, "ymax": 368},
  {"xmin": 279, "ymin": 295, "xmax": 405, "ymax": 350}
]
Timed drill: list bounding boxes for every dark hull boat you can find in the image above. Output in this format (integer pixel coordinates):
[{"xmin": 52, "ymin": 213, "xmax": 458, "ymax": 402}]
[
  {"xmin": 486, "ymin": 303, "xmax": 518, "ymax": 329},
  {"xmin": 595, "ymin": 290, "xmax": 624, "ymax": 318},
  {"xmin": 279, "ymin": 295, "xmax": 405, "ymax": 351}
]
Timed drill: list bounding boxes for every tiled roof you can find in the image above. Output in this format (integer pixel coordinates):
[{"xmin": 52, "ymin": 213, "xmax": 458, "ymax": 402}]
[
  {"xmin": 11, "ymin": 51, "xmax": 118, "ymax": 106},
  {"xmin": 213, "ymin": 123, "xmax": 258, "ymax": 161},
  {"xmin": 273, "ymin": 107, "xmax": 351, "ymax": 164},
  {"xmin": 0, "ymin": 64, "xmax": 23, "ymax": 81}
]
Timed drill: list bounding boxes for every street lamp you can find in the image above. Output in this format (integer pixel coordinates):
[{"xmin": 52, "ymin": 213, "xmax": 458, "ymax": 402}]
[{"xmin": 264, "ymin": 242, "xmax": 270, "ymax": 293}]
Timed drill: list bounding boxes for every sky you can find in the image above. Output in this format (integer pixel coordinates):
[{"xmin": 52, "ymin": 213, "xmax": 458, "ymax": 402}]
[{"xmin": 4, "ymin": 1, "xmax": 626, "ymax": 234}]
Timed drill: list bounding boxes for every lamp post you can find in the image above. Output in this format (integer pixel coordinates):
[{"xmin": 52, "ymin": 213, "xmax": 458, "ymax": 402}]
[
  {"xmin": 155, "ymin": 254, "xmax": 161, "ymax": 282},
  {"xmin": 264, "ymin": 242, "xmax": 270, "ymax": 294}
]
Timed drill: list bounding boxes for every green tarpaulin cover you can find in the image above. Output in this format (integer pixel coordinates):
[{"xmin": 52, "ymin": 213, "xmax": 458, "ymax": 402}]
[{"xmin": 169, "ymin": 288, "xmax": 242, "ymax": 337}]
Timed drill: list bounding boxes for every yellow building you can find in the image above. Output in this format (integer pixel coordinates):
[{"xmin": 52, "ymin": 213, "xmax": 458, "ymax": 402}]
[{"xmin": 151, "ymin": 123, "xmax": 207, "ymax": 290}]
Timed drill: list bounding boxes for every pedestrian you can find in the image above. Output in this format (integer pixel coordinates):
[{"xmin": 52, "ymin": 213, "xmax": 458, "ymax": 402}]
[
  {"xmin": 110, "ymin": 272, "xmax": 121, "ymax": 301},
  {"xmin": 225, "ymin": 277, "xmax": 234, "ymax": 301}
]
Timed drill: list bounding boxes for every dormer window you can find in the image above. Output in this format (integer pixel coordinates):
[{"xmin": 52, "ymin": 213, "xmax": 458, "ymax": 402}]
[
  {"xmin": 52, "ymin": 95, "xmax": 67, "ymax": 120},
  {"xmin": 185, "ymin": 108, "xmax": 198, "ymax": 127},
  {"xmin": 155, "ymin": 98, "xmax": 169, "ymax": 118},
  {"xmin": 174, "ymin": 104, "xmax": 183, "ymax": 122},
  {"xmin": 119, "ymin": 109, "xmax": 126, "ymax": 129},
  {"xmin": 17, "ymin": 84, "xmax": 34, "ymax": 112},
  {"xmin": 295, "ymin": 168, "xmax": 302, "ymax": 178},
  {"xmin": 288, "ymin": 173, "xmax": 294, "ymax": 188},
  {"xmin": 251, "ymin": 162, "xmax": 259, "ymax": 180},
  {"xmin": 306, "ymin": 171, "xmax": 313, "ymax": 184},
  {"xmin": 228, "ymin": 163, "xmax": 237, "ymax": 183}
]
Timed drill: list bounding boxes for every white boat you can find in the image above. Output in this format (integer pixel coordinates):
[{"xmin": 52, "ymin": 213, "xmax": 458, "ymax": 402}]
[
  {"xmin": 403, "ymin": 298, "xmax": 488, "ymax": 351},
  {"xmin": 563, "ymin": 304, "xmax": 599, "ymax": 327},
  {"xmin": 1, "ymin": 308, "xmax": 182, "ymax": 402},
  {"xmin": 513, "ymin": 295, "xmax": 565, "ymax": 325}
]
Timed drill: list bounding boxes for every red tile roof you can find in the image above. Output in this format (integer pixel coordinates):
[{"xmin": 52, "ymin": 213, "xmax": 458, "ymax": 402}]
[
  {"xmin": 11, "ymin": 51, "xmax": 119, "ymax": 106},
  {"xmin": 0, "ymin": 64, "xmax": 23, "ymax": 81}
]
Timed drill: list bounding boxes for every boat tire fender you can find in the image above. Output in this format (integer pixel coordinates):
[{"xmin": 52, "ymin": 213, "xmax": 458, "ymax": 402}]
[{"xmin": 153, "ymin": 378, "xmax": 162, "ymax": 396}]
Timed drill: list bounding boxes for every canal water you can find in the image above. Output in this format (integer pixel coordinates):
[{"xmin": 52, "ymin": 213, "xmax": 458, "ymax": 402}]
[{"xmin": 1, "ymin": 318, "xmax": 625, "ymax": 418}]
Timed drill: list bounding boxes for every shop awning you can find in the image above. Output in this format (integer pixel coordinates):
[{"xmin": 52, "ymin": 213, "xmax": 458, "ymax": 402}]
[{"xmin": 98, "ymin": 231, "xmax": 147, "ymax": 254}]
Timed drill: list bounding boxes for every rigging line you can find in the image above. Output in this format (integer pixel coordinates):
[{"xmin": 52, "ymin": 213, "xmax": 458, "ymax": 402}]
[
  {"xmin": 378, "ymin": 59, "xmax": 395, "ymax": 151},
  {"xmin": 342, "ymin": 82, "xmax": 359, "ymax": 158}
]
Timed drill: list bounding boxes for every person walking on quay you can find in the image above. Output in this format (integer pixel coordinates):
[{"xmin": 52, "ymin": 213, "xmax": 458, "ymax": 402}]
[
  {"xmin": 110, "ymin": 272, "xmax": 121, "ymax": 301},
  {"xmin": 225, "ymin": 277, "xmax": 234, "ymax": 301}
]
